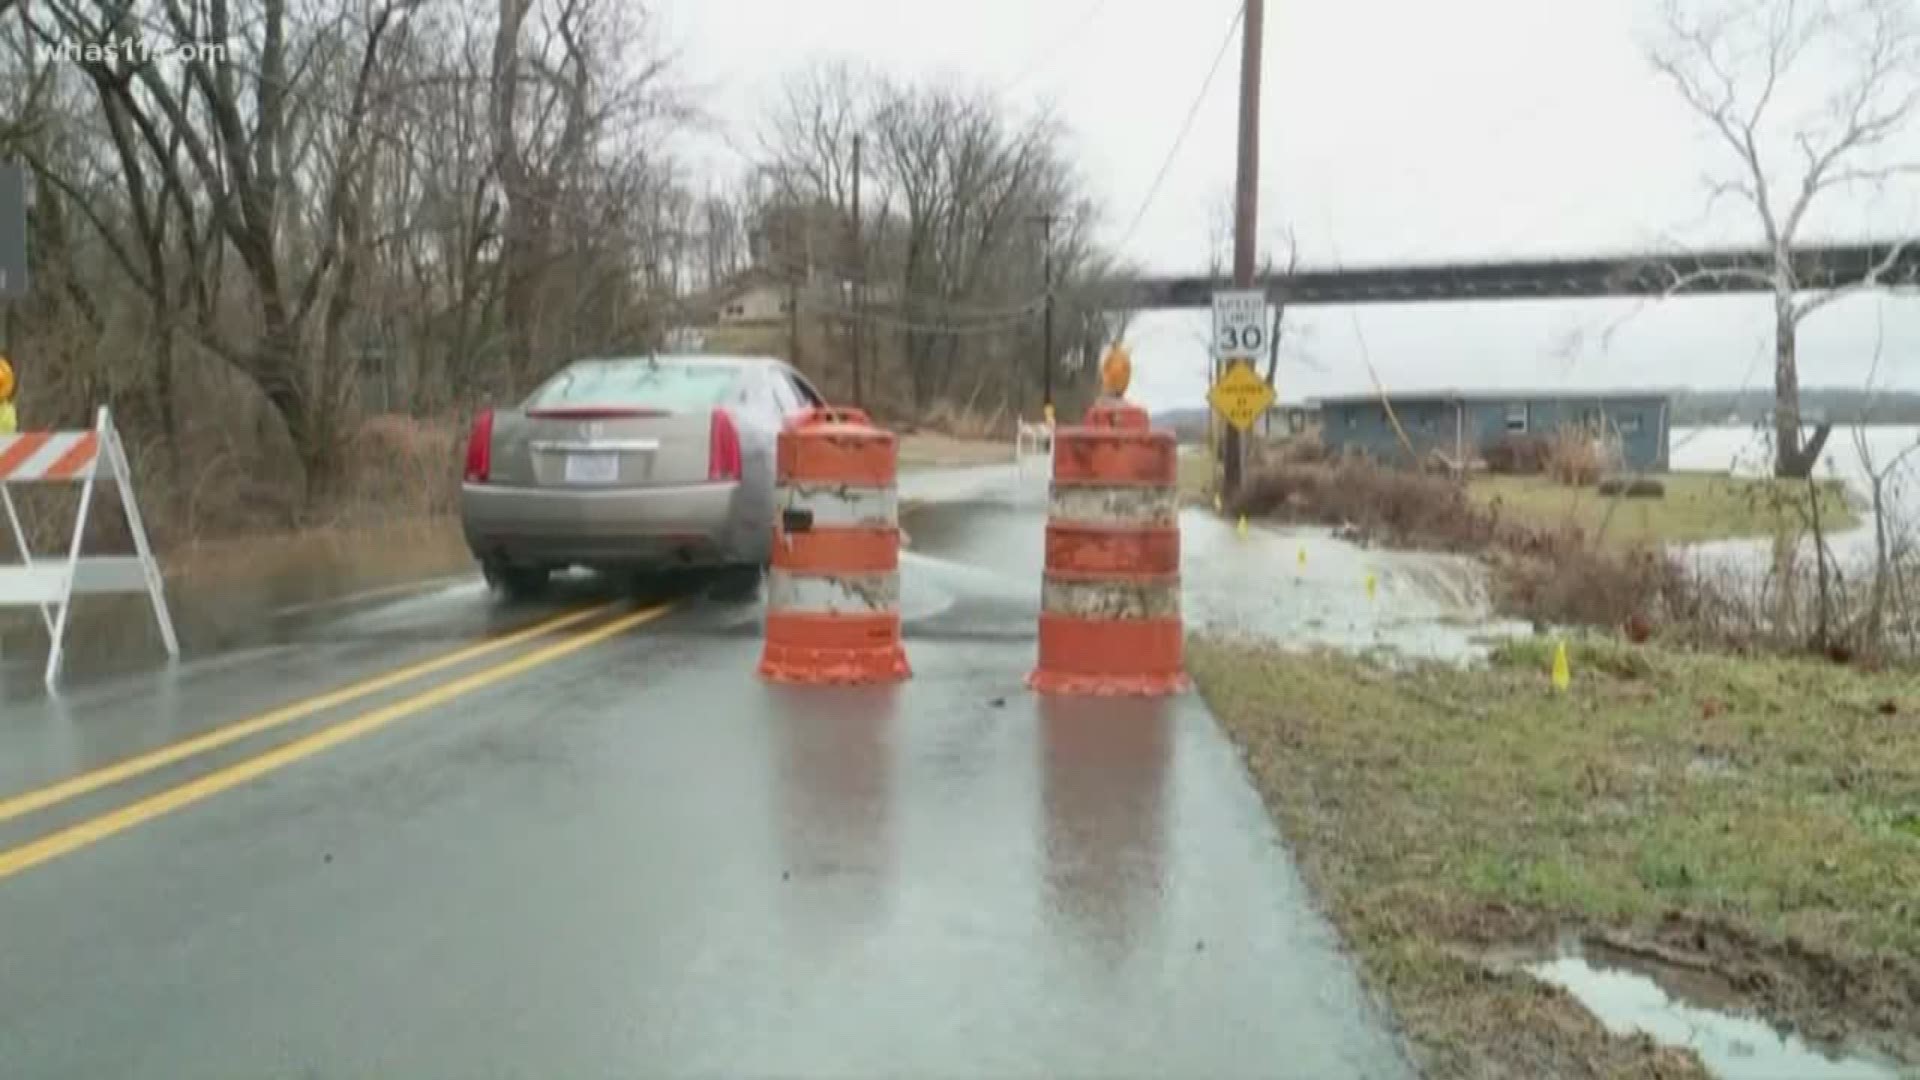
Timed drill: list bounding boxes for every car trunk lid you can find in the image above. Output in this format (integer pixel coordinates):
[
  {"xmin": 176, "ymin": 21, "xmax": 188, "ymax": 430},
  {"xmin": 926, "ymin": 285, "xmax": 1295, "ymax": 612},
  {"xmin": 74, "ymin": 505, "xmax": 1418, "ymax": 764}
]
[{"xmin": 489, "ymin": 360, "xmax": 740, "ymax": 488}]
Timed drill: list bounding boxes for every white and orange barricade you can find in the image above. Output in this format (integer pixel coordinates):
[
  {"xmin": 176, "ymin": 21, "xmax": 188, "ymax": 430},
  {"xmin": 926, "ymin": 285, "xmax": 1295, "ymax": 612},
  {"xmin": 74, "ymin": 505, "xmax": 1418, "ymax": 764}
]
[
  {"xmin": 1028, "ymin": 401, "xmax": 1188, "ymax": 696},
  {"xmin": 758, "ymin": 407, "xmax": 910, "ymax": 685},
  {"xmin": 0, "ymin": 406, "xmax": 178, "ymax": 687},
  {"xmin": 1015, "ymin": 417, "xmax": 1054, "ymax": 485}
]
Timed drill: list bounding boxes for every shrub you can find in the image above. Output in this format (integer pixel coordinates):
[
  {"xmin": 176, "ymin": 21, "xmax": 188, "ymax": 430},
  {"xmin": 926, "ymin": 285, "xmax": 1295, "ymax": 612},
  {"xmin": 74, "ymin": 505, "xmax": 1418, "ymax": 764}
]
[
  {"xmin": 1230, "ymin": 456, "xmax": 1496, "ymax": 553},
  {"xmin": 1597, "ymin": 477, "xmax": 1665, "ymax": 499},
  {"xmin": 1230, "ymin": 455, "xmax": 1691, "ymax": 634},
  {"xmin": 1482, "ymin": 433, "xmax": 1549, "ymax": 475},
  {"xmin": 1491, "ymin": 541, "xmax": 1692, "ymax": 631},
  {"xmin": 1251, "ymin": 428, "xmax": 1327, "ymax": 469},
  {"xmin": 344, "ymin": 415, "xmax": 462, "ymax": 520},
  {"xmin": 1543, "ymin": 426, "xmax": 1621, "ymax": 487}
]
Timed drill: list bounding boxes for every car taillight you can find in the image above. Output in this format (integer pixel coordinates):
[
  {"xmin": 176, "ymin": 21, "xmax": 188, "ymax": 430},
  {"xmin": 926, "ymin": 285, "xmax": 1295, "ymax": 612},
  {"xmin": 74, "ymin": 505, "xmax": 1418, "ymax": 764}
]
[
  {"xmin": 464, "ymin": 408, "xmax": 494, "ymax": 482},
  {"xmin": 709, "ymin": 408, "xmax": 742, "ymax": 481}
]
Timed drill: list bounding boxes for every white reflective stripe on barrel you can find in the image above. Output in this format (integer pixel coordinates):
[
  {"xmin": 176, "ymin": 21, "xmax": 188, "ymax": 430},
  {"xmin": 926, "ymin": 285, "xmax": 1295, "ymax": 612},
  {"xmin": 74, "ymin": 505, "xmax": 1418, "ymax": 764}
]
[
  {"xmin": 1040, "ymin": 576, "xmax": 1180, "ymax": 618},
  {"xmin": 766, "ymin": 570, "xmax": 901, "ymax": 614},
  {"xmin": 777, "ymin": 483, "xmax": 899, "ymax": 528},
  {"xmin": 1047, "ymin": 484, "xmax": 1179, "ymax": 526}
]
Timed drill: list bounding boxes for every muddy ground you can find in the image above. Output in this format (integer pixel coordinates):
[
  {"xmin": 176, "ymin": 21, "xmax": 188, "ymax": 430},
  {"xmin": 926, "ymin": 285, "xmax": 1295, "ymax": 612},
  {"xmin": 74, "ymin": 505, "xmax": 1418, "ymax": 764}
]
[{"xmin": 1190, "ymin": 636, "xmax": 1920, "ymax": 1079}]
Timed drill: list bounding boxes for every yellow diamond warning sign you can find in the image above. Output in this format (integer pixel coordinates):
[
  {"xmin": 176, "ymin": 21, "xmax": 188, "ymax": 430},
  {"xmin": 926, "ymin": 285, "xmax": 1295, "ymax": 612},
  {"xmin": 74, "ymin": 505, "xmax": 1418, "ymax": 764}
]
[{"xmin": 1207, "ymin": 360, "xmax": 1274, "ymax": 432}]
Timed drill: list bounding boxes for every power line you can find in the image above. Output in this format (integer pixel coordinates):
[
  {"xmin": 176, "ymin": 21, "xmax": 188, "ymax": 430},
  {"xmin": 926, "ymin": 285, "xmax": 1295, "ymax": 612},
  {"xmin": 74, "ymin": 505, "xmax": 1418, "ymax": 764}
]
[
  {"xmin": 797, "ymin": 297, "xmax": 1045, "ymax": 336},
  {"xmin": 1115, "ymin": 1, "xmax": 1244, "ymax": 256},
  {"xmin": 745, "ymin": 247, "xmax": 1054, "ymax": 320},
  {"xmin": 993, "ymin": 0, "xmax": 1120, "ymax": 98}
]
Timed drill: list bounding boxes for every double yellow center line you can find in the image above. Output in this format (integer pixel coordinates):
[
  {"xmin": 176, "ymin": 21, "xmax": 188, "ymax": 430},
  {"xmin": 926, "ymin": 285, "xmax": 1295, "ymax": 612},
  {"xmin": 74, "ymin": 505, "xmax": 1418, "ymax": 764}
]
[{"xmin": 0, "ymin": 600, "xmax": 672, "ymax": 883}]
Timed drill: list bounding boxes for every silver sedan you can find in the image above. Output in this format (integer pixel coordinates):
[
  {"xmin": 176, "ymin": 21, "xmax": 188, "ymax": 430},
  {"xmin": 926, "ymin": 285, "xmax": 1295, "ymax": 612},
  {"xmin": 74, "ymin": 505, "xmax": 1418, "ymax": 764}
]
[{"xmin": 460, "ymin": 354, "xmax": 827, "ymax": 597}]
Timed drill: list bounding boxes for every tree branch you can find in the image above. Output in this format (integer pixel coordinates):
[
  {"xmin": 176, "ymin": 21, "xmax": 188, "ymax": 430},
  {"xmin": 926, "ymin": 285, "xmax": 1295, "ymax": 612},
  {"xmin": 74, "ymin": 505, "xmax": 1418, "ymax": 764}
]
[
  {"xmin": 293, "ymin": 0, "xmax": 402, "ymax": 324},
  {"xmin": 1660, "ymin": 263, "xmax": 1776, "ymax": 294},
  {"xmin": 1781, "ymin": 3, "xmax": 1920, "ymax": 242},
  {"xmin": 1796, "ymin": 240, "xmax": 1912, "ymax": 317}
]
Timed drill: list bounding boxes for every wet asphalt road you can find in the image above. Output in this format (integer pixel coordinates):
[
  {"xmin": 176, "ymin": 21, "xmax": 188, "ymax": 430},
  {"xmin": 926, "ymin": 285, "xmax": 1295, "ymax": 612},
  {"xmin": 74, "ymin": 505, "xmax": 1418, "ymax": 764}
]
[{"xmin": 0, "ymin": 464, "xmax": 1414, "ymax": 1079}]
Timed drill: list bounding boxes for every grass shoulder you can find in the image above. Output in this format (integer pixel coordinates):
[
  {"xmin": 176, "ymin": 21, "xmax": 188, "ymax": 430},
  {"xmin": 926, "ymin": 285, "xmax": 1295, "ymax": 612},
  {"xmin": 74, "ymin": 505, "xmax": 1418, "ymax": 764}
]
[
  {"xmin": 1469, "ymin": 471, "xmax": 1858, "ymax": 546},
  {"xmin": 1190, "ymin": 633, "xmax": 1920, "ymax": 1078}
]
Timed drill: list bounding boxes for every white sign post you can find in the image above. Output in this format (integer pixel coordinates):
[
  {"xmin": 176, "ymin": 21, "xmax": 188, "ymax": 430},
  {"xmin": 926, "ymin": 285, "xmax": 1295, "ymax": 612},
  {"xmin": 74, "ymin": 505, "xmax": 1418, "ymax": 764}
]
[
  {"xmin": 1211, "ymin": 289, "xmax": 1269, "ymax": 361},
  {"xmin": 1210, "ymin": 290, "xmax": 1271, "ymax": 448}
]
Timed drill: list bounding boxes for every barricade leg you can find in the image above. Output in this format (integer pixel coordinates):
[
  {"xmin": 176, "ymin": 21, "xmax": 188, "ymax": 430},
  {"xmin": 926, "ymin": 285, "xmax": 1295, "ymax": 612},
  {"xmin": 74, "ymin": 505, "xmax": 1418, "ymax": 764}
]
[
  {"xmin": 2, "ymin": 485, "xmax": 53, "ymax": 635},
  {"xmin": 104, "ymin": 409, "xmax": 179, "ymax": 658}
]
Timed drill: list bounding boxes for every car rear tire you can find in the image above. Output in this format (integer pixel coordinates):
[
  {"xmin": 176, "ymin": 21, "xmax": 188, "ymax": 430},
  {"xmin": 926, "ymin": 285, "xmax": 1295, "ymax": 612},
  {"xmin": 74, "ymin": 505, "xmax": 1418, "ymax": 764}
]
[
  {"xmin": 617, "ymin": 568, "xmax": 675, "ymax": 601},
  {"xmin": 484, "ymin": 562, "xmax": 550, "ymax": 600},
  {"xmin": 709, "ymin": 563, "xmax": 762, "ymax": 601}
]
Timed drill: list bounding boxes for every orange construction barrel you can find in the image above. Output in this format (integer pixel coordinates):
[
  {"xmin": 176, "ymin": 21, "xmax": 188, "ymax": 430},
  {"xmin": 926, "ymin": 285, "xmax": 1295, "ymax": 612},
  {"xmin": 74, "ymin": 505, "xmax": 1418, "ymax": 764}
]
[
  {"xmin": 1027, "ymin": 401, "xmax": 1188, "ymax": 696},
  {"xmin": 758, "ymin": 406, "xmax": 911, "ymax": 685}
]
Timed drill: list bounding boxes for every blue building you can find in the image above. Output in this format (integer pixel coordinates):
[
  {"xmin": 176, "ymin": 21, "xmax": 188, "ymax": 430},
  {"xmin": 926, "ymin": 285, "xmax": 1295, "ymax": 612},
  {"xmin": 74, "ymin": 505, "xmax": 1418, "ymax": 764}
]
[{"xmin": 1310, "ymin": 390, "xmax": 1673, "ymax": 472}]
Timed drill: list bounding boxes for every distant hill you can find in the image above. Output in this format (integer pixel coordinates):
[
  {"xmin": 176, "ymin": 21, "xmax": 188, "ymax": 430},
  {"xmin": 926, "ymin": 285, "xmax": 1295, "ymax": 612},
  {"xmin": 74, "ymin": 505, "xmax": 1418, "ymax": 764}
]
[
  {"xmin": 1153, "ymin": 388, "xmax": 1920, "ymax": 445},
  {"xmin": 1154, "ymin": 407, "xmax": 1213, "ymax": 442},
  {"xmin": 1671, "ymin": 388, "xmax": 1920, "ymax": 426}
]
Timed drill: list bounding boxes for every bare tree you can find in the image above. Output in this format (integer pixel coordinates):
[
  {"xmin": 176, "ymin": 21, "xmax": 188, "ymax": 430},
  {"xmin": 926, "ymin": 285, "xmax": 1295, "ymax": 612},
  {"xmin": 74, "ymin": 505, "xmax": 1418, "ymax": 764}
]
[
  {"xmin": 752, "ymin": 64, "xmax": 1107, "ymax": 420},
  {"xmin": 2, "ymin": 0, "xmax": 691, "ymax": 516},
  {"xmin": 1, "ymin": 5, "xmax": 1111, "ymax": 533},
  {"xmin": 23, "ymin": 0, "xmax": 414, "ymax": 494},
  {"xmin": 1263, "ymin": 227, "xmax": 1299, "ymax": 389},
  {"xmin": 1650, "ymin": 0, "xmax": 1920, "ymax": 477},
  {"xmin": 492, "ymin": 0, "xmax": 678, "ymax": 395}
]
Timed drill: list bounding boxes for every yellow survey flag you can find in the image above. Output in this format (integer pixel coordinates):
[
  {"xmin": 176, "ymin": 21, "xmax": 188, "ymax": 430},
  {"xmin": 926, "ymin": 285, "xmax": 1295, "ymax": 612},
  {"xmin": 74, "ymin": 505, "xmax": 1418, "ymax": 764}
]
[{"xmin": 1551, "ymin": 641, "xmax": 1571, "ymax": 693}]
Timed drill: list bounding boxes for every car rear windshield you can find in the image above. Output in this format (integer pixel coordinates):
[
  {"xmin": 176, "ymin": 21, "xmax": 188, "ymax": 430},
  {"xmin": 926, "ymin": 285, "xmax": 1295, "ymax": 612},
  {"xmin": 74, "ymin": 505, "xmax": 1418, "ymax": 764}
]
[{"xmin": 526, "ymin": 360, "xmax": 740, "ymax": 411}]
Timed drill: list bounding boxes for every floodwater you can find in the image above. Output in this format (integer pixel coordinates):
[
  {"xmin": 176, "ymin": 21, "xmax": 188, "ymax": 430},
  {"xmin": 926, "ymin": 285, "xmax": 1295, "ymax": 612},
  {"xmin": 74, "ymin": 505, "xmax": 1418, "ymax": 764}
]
[
  {"xmin": 1530, "ymin": 953, "xmax": 1906, "ymax": 1080},
  {"xmin": 992, "ymin": 449, "xmax": 1530, "ymax": 661},
  {"xmin": 1179, "ymin": 512, "xmax": 1533, "ymax": 661},
  {"xmin": 1671, "ymin": 424, "xmax": 1920, "ymax": 502},
  {"xmin": 1671, "ymin": 424, "xmax": 1920, "ymax": 573}
]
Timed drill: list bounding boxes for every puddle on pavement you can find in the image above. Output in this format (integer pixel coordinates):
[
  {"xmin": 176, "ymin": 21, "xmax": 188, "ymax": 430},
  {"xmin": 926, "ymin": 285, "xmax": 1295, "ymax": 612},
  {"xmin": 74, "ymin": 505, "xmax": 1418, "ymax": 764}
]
[{"xmin": 1529, "ymin": 951, "xmax": 1905, "ymax": 1080}]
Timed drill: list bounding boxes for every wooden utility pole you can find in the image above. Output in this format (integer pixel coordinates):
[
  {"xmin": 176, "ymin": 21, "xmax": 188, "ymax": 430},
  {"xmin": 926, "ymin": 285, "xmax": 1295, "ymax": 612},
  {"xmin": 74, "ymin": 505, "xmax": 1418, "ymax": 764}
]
[
  {"xmin": 1028, "ymin": 211, "xmax": 1058, "ymax": 415},
  {"xmin": 1042, "ymin": 212, "xmax": 1055, "ymax": 413},
  {"xmin": 787, "ymin": 206, "xmax": 802, "ymax": 366},
  {"xmin": 851, "ymin": 133, "xmax": 865, "ymax": 407},
  {"xmin": 1224, "ymin": 0, "xmax": 1264, "ymax": 499}
]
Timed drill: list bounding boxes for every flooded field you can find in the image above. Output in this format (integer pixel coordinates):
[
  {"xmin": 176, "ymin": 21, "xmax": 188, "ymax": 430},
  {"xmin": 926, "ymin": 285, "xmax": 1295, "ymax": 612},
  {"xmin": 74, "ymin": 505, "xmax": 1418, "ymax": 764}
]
[
  {"xmin": 1672, "ymin": 424, "xmax": 1920, "ymax": 572},
  {"xmin": 1179, "ymin": 511, "xmax": 1532, "ymax": 662}
]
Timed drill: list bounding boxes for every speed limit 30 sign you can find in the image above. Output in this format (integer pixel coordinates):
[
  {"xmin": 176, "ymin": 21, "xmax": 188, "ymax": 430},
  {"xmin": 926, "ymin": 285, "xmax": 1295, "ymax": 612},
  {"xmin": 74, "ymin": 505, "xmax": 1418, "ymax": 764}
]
[{"xmin": 1211, "ymin": 289, "xmax": 1269, "ymax": 359}]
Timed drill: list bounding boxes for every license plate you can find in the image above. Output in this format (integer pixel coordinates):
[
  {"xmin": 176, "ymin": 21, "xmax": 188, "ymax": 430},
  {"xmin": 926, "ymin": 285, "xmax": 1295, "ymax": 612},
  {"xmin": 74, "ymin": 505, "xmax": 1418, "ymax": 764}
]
[{"xmin": 564, "ymin": 452, "xmax": 619, "ymax": 484}]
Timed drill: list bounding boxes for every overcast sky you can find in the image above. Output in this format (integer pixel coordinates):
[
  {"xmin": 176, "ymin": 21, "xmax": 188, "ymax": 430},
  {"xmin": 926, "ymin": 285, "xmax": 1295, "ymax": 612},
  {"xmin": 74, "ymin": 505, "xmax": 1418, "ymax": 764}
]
[{"xmin": 669, "ymin": 0, "xmax": 1920, "ymax": 412}]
